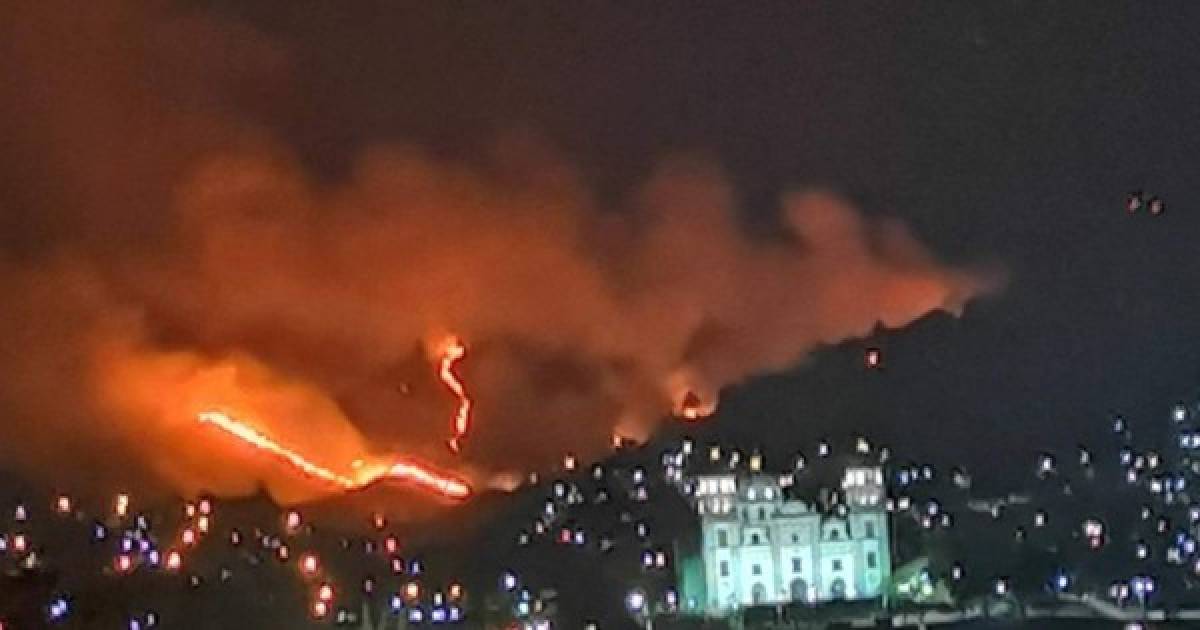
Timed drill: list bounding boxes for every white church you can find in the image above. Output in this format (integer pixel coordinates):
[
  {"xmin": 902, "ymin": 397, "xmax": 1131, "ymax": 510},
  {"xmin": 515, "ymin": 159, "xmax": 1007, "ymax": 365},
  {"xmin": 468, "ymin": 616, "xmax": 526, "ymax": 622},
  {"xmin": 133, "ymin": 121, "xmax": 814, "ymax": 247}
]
[{"xmin": 682, "ymin": 467, "xmax": 891, "ymax": 615}]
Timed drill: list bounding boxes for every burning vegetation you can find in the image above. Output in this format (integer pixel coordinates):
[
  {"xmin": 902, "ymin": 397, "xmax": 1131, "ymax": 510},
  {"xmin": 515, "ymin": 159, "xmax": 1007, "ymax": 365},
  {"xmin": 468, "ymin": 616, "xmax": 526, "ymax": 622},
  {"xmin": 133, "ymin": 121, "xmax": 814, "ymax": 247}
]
[{"xmin": 0, "ymin": 0, "xmax": 1002, "ymax": 506}]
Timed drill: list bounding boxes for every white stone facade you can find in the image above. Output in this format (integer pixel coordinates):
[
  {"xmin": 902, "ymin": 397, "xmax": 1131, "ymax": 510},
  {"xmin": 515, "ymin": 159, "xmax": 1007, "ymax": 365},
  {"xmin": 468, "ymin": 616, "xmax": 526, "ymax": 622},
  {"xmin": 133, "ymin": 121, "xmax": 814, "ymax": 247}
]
[{"xmin": 692, "ymin": 468, "xmax": 889, "ymax": 615}]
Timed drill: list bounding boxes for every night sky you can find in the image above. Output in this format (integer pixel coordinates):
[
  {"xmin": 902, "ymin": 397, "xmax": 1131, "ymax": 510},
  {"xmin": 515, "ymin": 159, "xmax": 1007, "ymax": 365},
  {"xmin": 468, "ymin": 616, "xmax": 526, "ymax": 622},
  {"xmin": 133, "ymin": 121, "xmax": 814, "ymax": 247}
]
[
  {"xmin": 208, "ymin": 1, "xmax": 1200, "ymax": 472},
  {"xmin": 3, "ymin": 0, "xmax": 1200, "ymax": 497}
]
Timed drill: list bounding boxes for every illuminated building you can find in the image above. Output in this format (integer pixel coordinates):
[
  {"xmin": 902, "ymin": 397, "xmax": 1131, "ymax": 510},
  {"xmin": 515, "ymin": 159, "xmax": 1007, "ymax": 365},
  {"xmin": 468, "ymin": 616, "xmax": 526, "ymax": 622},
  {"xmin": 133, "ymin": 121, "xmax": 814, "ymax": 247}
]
[{"xmin": 678, "ymin": 467, "xmax": 890, "ymax": 615}]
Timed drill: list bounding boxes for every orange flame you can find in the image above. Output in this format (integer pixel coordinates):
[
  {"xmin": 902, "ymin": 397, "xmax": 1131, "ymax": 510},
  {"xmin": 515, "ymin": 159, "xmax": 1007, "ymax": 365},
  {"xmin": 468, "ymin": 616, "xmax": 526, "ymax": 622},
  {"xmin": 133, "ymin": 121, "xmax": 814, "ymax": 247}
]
[
  {"xmin": 436, "ymin": 336, "xmax": 472, "ymax": 454},
  {"xmin": 198, "ymin": 411, "xmax": 358, "ymax": 488},
  {"xmin": 667, "ymin": 369, "xmax": 716, "ymax": 421},
  {"xmin": 196, "ymin": 410, "xmax": 471, "ymax": 500},
  {"xmin": 385, "ymin": 461, "xmax": 471, "ymax": 499},
  {"xmin": 676, "ymin": 390, "xmax": 715, "ymax": 421}
]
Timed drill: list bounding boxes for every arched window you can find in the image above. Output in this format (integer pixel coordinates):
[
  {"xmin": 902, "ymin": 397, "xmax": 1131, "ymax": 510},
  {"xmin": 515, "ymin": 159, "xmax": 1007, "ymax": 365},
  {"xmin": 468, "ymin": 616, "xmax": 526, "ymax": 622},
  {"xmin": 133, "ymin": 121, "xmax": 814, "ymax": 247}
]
[
  {"xmin": 752, "ymin": 583, "xmax": 767, "ymax": 605},
  {"xmin": 790, "ymin": 578, "xmax": 808, "ymax": 602},
  {"xmin": 830, "ymin": 578, "xmax": 847, "ymax": 600}
]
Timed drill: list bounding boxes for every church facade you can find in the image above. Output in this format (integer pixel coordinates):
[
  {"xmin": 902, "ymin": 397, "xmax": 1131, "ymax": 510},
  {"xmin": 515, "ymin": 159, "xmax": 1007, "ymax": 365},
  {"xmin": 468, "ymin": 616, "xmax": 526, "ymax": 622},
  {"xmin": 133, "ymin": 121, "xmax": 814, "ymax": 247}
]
[{"xmin": 684, "ymin": 467, "xmax": 890, "ymax": 615}]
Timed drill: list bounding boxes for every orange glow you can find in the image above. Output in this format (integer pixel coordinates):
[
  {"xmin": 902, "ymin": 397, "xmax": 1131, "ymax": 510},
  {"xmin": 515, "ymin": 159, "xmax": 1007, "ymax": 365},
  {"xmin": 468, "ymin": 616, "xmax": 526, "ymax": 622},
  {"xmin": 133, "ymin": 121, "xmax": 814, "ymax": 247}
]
[
  {"xmin": 198, "ymin": 411, "xmax": 359, "ymax": 488},
  {"xmin": 301, "ymin": 553, "xmax": 319, "ymax": 575},
  {"xmin": 384, "ymin": 461, "xmax": 472, "ymax": 500},
  {"xmin": 668, "ymin": 370, "xmax": 715, "ymax": 421},
  {"xmin": 165, "ymin": 550, "xmax": 182, "ymax": 571},
  {"xmin": 196, "ymin": 410, "xmax": 473, "ymax": 500},
  {"xmin": 677, "ymin": 390, "xmax": 715, "ymax": 421},
  {"xmin": 436, "ymin": 336, "xmax": 472, "ymax": 454}
]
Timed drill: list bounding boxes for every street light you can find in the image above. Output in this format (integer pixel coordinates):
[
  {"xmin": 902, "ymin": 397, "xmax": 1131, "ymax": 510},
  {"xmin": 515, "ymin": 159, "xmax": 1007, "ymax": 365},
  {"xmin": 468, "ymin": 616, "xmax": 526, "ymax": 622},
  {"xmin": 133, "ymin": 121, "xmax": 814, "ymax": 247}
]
[
  {"xmin": 626, "ymin": 589, "xmax": 653, "ymax": 630},
  {"xmin": 501, "ymin": 570, "xmax": 518, "ymax": 592},
  {"xmin": 626, "ymin": 589, "xmax": 645, "ymax": 613}
]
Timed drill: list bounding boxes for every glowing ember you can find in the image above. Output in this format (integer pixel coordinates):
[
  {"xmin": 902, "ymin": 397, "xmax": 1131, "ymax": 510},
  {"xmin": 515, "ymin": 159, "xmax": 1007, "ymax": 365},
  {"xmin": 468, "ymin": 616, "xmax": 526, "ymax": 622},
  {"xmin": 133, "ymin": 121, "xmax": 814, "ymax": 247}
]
[
  {"xmin": 196, "ymin": 410, "xmax": 472, "ymax": 500},
  {"xmin": 436, "ymin": 336, "xmax": 472, "ymax": 454}
]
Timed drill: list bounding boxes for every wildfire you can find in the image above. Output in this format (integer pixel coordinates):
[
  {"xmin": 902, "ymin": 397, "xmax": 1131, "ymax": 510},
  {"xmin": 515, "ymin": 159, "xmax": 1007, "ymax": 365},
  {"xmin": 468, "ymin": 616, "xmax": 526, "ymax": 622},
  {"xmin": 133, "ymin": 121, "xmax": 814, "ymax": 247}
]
[
  {"xmin": 436, "ymin": 336, "xmax": 472, "ymax": 454},
  {"xmin": 667, "ymin": 369, "xmax": 715, "ymax": 421},
  {"xmin": 196, "ymin": 410, "xmax": 471, "ymax": 500},
  {"xmin": 677, "ymin": 390, "xmax": 715, "ymax": 421},
  {"xmin": 385, "ymin": 461, "xmax": 471, "ymax": 500},
  {"xmin": 197, "ymin": 411, "xmax": 358, "ymax": 488}
]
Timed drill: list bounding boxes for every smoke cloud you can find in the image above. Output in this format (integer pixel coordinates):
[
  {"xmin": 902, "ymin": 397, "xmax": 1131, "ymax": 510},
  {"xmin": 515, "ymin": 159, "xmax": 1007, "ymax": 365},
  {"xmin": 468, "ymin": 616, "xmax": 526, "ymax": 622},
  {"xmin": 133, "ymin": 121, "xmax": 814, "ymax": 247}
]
[{"xmin": 0, "ymin": 1, "xmax": 1000, "ymax": 504}]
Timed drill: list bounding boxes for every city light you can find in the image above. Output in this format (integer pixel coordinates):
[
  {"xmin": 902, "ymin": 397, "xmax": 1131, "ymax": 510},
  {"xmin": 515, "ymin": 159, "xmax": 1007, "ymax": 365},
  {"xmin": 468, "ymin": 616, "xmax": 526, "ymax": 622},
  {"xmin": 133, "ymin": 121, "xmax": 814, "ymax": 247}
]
[{"xmin": 626, "ymin": 589, "xmax": 646, "ymax": 613}]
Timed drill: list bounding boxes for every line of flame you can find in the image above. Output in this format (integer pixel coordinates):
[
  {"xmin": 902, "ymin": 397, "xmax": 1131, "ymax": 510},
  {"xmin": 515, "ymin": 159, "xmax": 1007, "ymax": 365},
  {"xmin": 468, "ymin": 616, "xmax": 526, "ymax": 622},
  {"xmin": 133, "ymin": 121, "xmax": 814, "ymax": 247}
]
[
  {"xmin": 197, "ymin": 410, "xmax": 471, "ymax": 500},
  {"xmin": 437, "ymin": 337, "xmax": 472, "ymax": 453},
  {"xmin": 197, "ymin": 410, "xmax": 358, "ymax": 488}
]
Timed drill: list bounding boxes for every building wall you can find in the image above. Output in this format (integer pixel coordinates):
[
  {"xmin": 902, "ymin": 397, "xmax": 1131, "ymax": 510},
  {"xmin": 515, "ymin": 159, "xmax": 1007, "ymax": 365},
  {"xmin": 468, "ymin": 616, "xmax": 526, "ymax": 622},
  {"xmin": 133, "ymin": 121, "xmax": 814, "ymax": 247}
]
[{"xmin": 691, "ymin": 470, "xmax": 889, "ymax": 616}]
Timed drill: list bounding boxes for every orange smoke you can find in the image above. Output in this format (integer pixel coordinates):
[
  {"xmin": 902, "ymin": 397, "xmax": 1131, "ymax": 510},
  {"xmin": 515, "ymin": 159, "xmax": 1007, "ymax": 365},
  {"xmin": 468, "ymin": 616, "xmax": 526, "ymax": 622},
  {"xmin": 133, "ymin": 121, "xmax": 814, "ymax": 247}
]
[
  {"xmin": 435, "ymin": 336, "xmax": 472, "ymax": 454},
  {"xmin": 0, "ymin": 1, "xmax": 1004, "ymax": 503}
]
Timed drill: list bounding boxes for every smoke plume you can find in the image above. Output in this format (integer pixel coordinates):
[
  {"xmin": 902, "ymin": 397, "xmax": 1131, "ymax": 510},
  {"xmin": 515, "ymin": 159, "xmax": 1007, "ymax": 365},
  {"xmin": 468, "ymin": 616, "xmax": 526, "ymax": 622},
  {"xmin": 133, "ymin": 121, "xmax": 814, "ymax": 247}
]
[{"xmin": 0, "ymin": 0, "xmax": 1000, "ymax": 504}]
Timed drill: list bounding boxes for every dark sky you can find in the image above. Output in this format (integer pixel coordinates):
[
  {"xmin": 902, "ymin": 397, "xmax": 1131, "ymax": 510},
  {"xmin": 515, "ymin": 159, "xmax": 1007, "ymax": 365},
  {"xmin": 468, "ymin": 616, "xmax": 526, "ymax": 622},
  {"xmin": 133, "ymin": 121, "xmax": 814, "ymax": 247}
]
[
  {"xmin": 202, "ymin": 0, "xmax": 1200, "ymax": 473},
  {"xmin": 3, "ymin": 0, "xmax": 1199, "ymax": 494}
]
